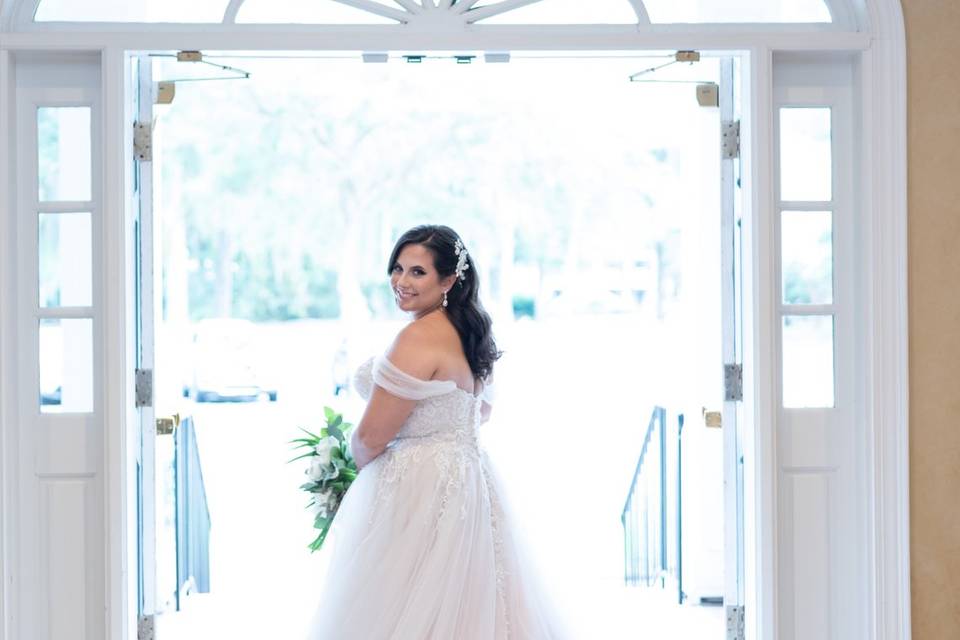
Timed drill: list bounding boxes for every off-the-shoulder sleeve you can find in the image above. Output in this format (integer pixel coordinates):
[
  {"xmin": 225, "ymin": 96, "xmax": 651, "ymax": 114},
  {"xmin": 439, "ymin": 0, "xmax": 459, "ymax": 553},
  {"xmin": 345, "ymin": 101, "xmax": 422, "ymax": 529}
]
[
  {"xmin": 479, "ymin": 377, "xmax": 496, "ymax": 406},
  {"xmin": 353, "ymin": 356, "xmax": 375, "ymax": 400},
  {"xmin": 372, "ymin": 354, "xmax": 458, "ymax": 401}
]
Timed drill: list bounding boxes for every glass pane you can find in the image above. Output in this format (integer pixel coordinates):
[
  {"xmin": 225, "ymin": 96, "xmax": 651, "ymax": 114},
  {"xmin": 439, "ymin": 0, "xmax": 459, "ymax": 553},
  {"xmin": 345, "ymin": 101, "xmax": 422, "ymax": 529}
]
[
  {"xmin": 476, "ymin": 0, "xmax": 638, "ymax": 24},
  {"xmin": 781, "ymin": 211, "xmax": 832, "ymax": 305},
  {"xmin": 35, "ymin": 0, "xmax": 228, "ymax": 22},
  {"xmin": 644, "ymin": 0, "xmax": 831, "ymax": 23},
  {"xmin": 39, "ymin": 318, "xmax": 94, "ymax": 413},
  {"xmin": 237, "ymin": 0, "xmax": 398, "ymax": 24},
  {"xmin": 782, "ymin": 315, "xmax": 834, "ymax": 408},
  {"xmin": 39, "ymin": 213, "xmax": 93, "ymax": 308},
  {"xmin": 779, "ymin": 107, "xmax": 832, "ymax": 202},
  {"xmin": 38, "ymin": 107, "xmax": 91, "ymax": 202}
]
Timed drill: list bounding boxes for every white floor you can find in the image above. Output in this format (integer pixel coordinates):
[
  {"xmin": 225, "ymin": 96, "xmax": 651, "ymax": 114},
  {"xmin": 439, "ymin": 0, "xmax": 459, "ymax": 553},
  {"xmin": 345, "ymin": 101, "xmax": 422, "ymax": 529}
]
[
  {"xmin": 153, "ymin": 317, "xmax": 726, "ymax": 639},
  {"xmin": 158, "ymin": 591, "xmax": 722, "ymax": 639}
]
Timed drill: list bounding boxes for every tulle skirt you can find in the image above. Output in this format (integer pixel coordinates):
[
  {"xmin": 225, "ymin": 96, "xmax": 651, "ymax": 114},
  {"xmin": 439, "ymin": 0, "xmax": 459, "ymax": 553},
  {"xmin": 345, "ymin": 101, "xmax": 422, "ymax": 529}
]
[{"xmin": 305, "ymin": 436, "xmax": 571, "ymax": 639}]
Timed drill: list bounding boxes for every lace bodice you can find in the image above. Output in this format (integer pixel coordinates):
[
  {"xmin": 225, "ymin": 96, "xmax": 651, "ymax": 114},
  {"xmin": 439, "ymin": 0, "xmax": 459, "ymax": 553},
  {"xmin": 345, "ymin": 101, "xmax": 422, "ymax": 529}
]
[{"xmin": 353, "ymin": 354, "xmax": 489, "ymax": 442}]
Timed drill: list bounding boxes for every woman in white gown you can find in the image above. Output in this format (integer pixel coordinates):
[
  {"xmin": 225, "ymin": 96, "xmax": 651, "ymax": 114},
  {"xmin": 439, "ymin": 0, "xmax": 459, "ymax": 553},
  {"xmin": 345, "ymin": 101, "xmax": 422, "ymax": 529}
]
[{"xmin": 306, "ymin": 225, "xmax": 570, "ymax": 639}]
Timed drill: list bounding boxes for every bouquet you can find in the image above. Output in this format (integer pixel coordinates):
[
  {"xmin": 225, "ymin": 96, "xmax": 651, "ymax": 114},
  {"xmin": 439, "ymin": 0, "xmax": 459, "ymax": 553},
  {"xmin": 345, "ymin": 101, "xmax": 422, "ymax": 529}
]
[{"xmin": 289, "ymin": 406, "xmax": 358, "ymax": 552}]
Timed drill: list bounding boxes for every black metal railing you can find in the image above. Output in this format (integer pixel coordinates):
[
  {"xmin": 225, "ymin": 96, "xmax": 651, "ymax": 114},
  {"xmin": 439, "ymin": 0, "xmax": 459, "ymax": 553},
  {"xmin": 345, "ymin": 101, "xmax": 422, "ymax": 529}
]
[
  {"xmin": 174, "ymin": 415, "xmax": 211, "ymax": 610},
  {"xmin": 621, "ymin": 406, "xmax": 685, "ymax": 603}
]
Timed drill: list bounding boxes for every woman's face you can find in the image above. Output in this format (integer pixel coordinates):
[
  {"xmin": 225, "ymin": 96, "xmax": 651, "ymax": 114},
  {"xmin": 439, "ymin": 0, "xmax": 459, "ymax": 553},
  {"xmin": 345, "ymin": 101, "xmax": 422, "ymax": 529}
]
[{"xmin": 391, "ymin": 243, "xmax": 455, "ymax": 315}]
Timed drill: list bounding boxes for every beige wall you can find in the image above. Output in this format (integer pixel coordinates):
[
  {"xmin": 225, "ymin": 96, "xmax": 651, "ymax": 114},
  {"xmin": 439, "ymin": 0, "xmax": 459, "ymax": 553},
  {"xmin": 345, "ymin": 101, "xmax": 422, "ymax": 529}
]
[{"xmin": 902, "ymin": 2, "xmax": 960, "ymax": 638}]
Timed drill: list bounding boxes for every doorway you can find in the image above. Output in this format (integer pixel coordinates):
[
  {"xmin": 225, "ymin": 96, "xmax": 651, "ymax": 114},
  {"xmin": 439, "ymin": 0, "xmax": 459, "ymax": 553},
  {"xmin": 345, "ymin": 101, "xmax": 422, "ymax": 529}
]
[
  {"xmin": 0, "ymin": 3, "xmax": 913, "ymax": 638},
  {"xmin": 137, "ymin": 51, "xmax": 736, "ymax": 638}
]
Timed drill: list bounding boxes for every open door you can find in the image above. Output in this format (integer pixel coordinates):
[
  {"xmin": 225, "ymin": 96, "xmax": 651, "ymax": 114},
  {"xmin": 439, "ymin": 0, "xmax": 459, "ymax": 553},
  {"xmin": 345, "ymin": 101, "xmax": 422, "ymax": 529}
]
[
  {"xmin": 132, "ymin": 52, "xmax": 160, "ymax": 629},
  {"xmin": 719, "ymin": 57, "xmax": 746, "ymax": 640},
  {"xmin": 618, "ymin": 53, "xmax": 744, "ymax": 637},
  {"xmin": 133, "ymin": 53, "xmax": 211, "ymax": 636}
]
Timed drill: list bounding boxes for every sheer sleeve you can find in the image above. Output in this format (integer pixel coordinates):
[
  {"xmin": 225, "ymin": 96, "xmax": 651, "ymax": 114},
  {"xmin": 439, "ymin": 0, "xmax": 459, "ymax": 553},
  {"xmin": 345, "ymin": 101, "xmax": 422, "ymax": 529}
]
[
  {"xmin": 372, "ymin": 354, "xmax": 458, "ymax": 401},
  {"xmin": 353, "ymin": 356, "xmax": 375, "ymax": 400},
  {"xmin": 479, "ymin": 377, "xmax": 496, "ymax": 406}
]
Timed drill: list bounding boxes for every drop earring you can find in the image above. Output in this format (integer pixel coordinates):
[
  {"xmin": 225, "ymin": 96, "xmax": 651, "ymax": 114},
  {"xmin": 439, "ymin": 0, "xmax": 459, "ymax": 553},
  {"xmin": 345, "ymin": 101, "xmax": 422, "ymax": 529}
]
[{"xmin": 442, "ymin": 290, "xmax": 448, "ymax": 308}]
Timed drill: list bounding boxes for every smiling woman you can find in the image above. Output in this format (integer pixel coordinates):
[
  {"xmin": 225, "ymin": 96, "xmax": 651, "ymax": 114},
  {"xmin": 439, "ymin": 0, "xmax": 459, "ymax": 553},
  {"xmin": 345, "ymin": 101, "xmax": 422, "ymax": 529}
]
[
  {"xmin": 386, "ymin": 225, "xmax": 499, "ymax": 382},
  {"xmin": 309, "ymin": 225, "xmax": 566, "ymax": 639},
  {"xmin": 391, "ymin": 243, "xmax": 455, "ymax": 316}
]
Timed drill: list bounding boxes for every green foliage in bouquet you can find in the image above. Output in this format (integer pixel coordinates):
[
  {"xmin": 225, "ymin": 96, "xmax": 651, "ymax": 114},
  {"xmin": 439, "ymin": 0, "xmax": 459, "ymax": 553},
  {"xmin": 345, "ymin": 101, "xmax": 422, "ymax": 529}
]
[{"xmin": 289, "ymin": 406, "xmax": 358, "ymax": 552}]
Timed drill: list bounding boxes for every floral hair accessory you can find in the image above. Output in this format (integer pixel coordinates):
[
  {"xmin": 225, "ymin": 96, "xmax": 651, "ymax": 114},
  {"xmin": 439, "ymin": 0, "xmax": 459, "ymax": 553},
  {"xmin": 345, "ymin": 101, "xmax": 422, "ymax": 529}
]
[{"xmin": 454, "ymin": 238, "xmax": 470, "ymax": 282}]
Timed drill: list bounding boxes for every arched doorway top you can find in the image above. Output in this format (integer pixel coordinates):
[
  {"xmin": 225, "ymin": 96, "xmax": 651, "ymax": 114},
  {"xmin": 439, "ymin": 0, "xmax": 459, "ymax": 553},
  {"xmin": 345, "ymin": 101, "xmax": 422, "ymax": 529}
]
[{"xmin": 2, "ymin": 0, "xmax": 870, "ymax": 32}]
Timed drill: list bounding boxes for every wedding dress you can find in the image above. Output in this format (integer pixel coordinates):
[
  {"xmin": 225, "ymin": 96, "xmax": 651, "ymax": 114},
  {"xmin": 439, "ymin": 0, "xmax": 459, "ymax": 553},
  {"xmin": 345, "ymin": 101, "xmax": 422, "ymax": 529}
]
[{"xmin": 305, "ymin": 353, "xmax": 571, "ymax": 639}]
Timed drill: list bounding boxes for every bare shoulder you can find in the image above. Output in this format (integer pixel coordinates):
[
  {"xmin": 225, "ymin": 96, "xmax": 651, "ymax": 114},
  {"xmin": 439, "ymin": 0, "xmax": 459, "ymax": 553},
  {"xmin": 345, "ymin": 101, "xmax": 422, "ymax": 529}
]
[{"xmin": 385, "ymin": 321, "xmax": 441, "ymax": 380}]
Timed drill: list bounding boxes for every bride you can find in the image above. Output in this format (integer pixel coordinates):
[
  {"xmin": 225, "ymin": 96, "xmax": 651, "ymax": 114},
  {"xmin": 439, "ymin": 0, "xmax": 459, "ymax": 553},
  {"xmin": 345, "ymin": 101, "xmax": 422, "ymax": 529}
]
[{"xmin": 306, "ymin": 225, "xmax": 570, "ymax": 639}]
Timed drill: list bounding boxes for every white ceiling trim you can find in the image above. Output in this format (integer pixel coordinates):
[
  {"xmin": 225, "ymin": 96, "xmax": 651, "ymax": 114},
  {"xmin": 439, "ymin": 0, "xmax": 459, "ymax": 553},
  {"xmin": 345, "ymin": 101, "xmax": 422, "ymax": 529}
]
[{"xmin": 0, "ymin": 25, "xmax": 872, "ymax": 53}]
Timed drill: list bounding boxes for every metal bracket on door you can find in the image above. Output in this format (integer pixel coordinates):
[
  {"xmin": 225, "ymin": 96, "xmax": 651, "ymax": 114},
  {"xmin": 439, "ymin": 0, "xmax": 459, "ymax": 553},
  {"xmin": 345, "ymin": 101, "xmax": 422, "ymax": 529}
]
[
  {"xmin": 722, "ymin": 120, "xmax": 741, "ymax": 159},
  {"xmin": 137, "ymin": 614, "xmax": 155, "ymax": 640},
  {"xmin": 135, "ymin": 368, "xmax": 153, "ymax": 407},
  {"xmin": 156, "ymin": 413, "xmax": 180, "ymax": 436},
  {"xmin": 134, "ymin": 121, "xmax": 153, "ymax": 162},
  {"xmin": 726, "ymin": 604, "xmax": 745, "ymax": 640},
  {"xmin": 724, "ymin": 363, "xmax": 743, "ymax": 401}
]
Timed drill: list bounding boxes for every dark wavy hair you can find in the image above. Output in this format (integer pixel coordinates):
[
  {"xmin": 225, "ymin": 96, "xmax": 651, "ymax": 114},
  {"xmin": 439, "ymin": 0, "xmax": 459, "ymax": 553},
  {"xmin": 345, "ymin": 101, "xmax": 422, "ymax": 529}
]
[{"xmin": 387, "ymin": 225, "xmax": 501, "ymax": 381}]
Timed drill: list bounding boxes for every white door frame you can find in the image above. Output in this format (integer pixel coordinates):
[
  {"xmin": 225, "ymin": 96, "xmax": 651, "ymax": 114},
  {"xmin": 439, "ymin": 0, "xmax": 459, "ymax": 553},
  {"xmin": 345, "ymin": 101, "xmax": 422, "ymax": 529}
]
[
  {"xmin": 0, "ymin": 47, "xmax": 15, "ymax": 640},
  {"xmin": 0, "ymin": 2, "xmax": 910, "ymax": 639}
]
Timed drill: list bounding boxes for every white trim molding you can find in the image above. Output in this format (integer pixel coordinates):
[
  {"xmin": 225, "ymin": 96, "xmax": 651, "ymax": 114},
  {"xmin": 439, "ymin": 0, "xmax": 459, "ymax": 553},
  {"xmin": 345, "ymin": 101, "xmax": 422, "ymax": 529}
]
[
  {"xmin": 101, "ymin": 46, "xmax": 137, "ymax": 640},
  {"xmin": 0, "ymin": 47, "xmax": 16, "ymax": 640},
  {"xmin": 743, "ymin": 44, "xmax": 779, "ymax": 640},
  {"xmin": 0, "ymin": 27, "xmax": 873, "ymax": 54},
  {"xmin": 862, "ymin": 1, "xmax": 911, "ymax": 639}
]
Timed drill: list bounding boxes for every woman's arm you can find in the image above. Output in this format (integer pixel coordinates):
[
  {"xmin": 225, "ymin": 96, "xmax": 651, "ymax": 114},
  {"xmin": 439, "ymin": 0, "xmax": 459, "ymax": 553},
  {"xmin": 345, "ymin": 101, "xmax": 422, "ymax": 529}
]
[
  {"xmin": 351, "ymin": 386, "xmax": 416, "ymax": 470},
  {"xmin": 351, "ymin": 324, "xmax": 438, "ymax": 470}
]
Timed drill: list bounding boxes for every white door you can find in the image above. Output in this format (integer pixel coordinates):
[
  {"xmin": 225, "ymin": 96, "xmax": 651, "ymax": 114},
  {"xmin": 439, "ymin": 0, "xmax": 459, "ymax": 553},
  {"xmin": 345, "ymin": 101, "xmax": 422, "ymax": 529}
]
[
  {"xmin": 11, "ymin": 54, "xmax": 106, "ymax": 640},
  {"xmin": 720, "ymin": 56, "xmax": 746, "ymax": 639},
  {"xmin": 772, "ymin": 56, "xmax": 865, "ymax": 639},
  {"xmin": 132, "ymin": 52, "xmax": 167, "ymax": 629},
  {"xmin": 132, "ymin": 52, "xmax": 159, "ymax": 625},
  {"xmin": 619, "ymin": 54, "xmax": 745, "ymax": 635},
  {"xmin": 133, "ymin": 54, "xmax": 207, "ymax": 634}
]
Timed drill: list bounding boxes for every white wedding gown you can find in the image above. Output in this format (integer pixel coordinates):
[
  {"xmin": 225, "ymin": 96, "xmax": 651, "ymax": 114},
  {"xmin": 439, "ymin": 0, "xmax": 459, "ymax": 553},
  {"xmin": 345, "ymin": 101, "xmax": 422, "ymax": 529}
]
[{"xmin": 305, "ymin": 354, "xmax": 571, "ymax": 639}]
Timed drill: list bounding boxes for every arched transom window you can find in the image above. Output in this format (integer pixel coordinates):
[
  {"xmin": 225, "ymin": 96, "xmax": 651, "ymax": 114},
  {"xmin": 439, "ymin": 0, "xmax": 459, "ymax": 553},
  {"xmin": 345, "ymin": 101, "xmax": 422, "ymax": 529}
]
[{"xmin": 17, "ymin": 0, "xmax": 852, "ymax": 29}]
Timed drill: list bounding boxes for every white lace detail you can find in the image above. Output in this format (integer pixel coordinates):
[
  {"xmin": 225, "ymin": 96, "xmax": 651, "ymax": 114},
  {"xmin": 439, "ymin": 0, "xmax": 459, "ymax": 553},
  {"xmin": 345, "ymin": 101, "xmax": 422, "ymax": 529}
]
[
  {"xmin": 480, "ymin": 452, "xmax": 511, "ymax": 638},
  {"xmin": 355, "ymin": 355, "xmax": 485, "ymax": 526},
  {"xmin": 432, "ymin": 432, "xmax": 481, "ymax": 522}
]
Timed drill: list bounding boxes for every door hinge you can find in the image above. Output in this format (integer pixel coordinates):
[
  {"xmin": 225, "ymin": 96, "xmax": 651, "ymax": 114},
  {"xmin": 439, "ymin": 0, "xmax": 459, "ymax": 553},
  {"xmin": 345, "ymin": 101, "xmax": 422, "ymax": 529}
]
[
  {"xmin": 138, "ymin": 614, "xmax": 155, "ymax": 640},
  {"xmin": 722, "ymin": 120, "xmax": 740, "ymax": 159},
  {"xmin": 135, "ymin": 368, "xmax": 153, "ymax": 408},
  {"xmin": 726, "ymin": 604, "xmax": 745, "ymax": 640},
  {"xmin": 724, "ymin": 363, "xmax": 743, "ymax": 402},
  {"xmin": 134, "ymin": 121, "xmax": 153, "ymax": 162}
]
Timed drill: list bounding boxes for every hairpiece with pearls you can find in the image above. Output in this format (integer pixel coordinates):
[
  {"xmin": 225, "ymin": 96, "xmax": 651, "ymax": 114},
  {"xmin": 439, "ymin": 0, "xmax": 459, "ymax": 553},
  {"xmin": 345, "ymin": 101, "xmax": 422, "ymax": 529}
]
[{"xmin": 454, "ymin": 238, "xmax": 470, "ymax": 283}]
